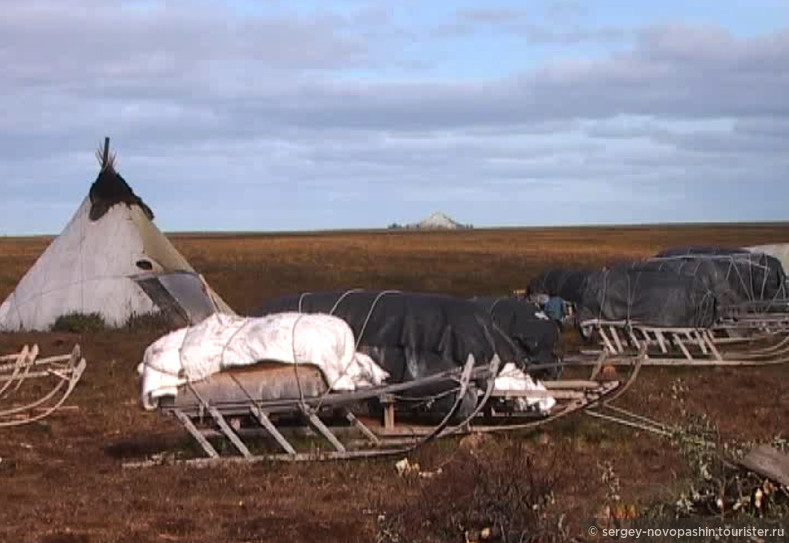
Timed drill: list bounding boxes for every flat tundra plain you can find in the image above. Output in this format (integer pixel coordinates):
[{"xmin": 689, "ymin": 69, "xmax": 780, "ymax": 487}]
[{"xmin": 0, "ymin": 223, "xmax": 788, "ymax": 543}]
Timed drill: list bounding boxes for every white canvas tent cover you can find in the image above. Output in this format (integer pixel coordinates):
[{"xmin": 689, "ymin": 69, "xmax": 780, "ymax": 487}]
[{"xmin": 0, "ymin": 144, "xmax": 233, "ymax": 331}]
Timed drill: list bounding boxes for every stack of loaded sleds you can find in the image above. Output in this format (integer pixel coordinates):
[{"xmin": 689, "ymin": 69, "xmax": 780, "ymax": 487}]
[
  {"xmin": 137, "ymin": 290, "xmax": 636, "ymax": 465},
  {"xmin": 544, "ymin": 246, "xmax": 789, "ymax": 366}
]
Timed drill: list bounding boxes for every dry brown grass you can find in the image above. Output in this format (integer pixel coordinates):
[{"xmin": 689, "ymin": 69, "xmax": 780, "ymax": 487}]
[
  {"xmin": 0, "ymin": 223, "xmax": 788, "ymax": 542},
  {"xmin": 162, "ymin": 223, "xmax": 789, "ymax": 313}
]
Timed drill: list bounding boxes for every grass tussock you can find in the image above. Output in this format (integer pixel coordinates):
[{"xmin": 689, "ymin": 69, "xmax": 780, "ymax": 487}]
[
  {"xmin": 378, "ymin": 440, "xmax": 563, "ymax": 543},
  {"xmin": 50, "ymin": 311, "xmax": 175, "ymax": 334},
  {"xmin": 51, "ymin": 312, "xmax": 107, "ymax": 333}
]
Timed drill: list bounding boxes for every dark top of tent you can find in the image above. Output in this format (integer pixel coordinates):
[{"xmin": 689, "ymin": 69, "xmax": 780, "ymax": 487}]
[
  {"xmin": 577, "ymin": 268, "xmax": 717, "ymax": 328},
  {"xmin": 89, "ymin": 166, "xmax": 154, "ymax": 222}
]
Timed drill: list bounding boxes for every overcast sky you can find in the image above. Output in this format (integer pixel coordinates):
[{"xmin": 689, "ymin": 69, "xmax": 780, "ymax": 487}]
[{"xmin": 1, "ymin": 0, "xmax": 787, "ymax": 234}]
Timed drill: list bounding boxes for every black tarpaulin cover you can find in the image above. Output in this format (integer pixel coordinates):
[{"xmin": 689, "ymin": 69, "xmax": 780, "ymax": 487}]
[
  {"xmin": 471, "ymin": 297, "xmax": 559, "ymax": 368},
  {"xmin": 254, "ymin": 290, "xmax": 525, "ymax": 418},
  {"xmin": 621, "ymin": 259, "xmax": 743, "ymax": 308},
  {"xmin": 577, "ymin": 268, "xmax": 717, "ymax": 328},
  {"xmin": 656, "ymin": 247, "xmax": 749, "ymax": 257},
  {"xmin": 527, "ymin": 269, "xmax": 593, "ymax": 303},
  {"xmin": 653, "ymin": 247, "xmax": 787, "ymax": 304}
]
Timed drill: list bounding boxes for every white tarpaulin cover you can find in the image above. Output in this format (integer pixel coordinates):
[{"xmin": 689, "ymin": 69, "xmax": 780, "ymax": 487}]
[
  {"xmin": 493, "ymin": 362, "xmax": 556, "ymax": 412},
  {"xmin": 138, "ymin": 312, "xmax": 389, "ymax": 409}
]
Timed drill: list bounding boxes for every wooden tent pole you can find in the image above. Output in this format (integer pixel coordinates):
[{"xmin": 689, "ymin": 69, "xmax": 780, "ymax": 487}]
[{"xmin": 102, "ymin": 137, "xmax": 110, "ymax": 167}]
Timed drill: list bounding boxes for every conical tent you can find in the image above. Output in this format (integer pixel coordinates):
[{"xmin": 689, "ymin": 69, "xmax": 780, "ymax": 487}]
[{"xmin": 0, "ymin": 143, "xmax": 234, "ymax": 331}]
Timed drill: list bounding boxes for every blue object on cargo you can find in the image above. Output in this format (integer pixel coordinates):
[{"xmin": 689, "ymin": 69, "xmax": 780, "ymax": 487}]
[{"xmin": 544, "ymin": 297, "xmax": 564, "ymax": 322}]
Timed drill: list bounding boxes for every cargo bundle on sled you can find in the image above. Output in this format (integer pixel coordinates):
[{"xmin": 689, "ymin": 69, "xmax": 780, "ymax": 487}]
[
  {"xmin": 566, "ymin": 246, "xmax": 789, "ymax": 367},
  {"xmin": 136, "ymin": 291, "xmax": 632, "ymax": 465}
]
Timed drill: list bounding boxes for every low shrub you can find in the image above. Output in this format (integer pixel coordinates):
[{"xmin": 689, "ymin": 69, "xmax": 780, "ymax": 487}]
[
  {"xmin": 377, "ymin": 440, "xmax": 562, "ymax": 543},
  {"xmin": 51, "ymin": 312, "xmax": 107, "ymax": 333}
]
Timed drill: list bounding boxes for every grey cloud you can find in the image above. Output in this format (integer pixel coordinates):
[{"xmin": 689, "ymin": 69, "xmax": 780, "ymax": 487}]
[
  {"xmin": 545, "ymin": 0, "xmax": 589, "ymax": 20},
  {"xmin": 0, "ymin": 4, "xmax": 786, "ymax": 233},
  {"xmin": 440, "ymin": 4, "xmax": 628, "ymax": 43},
  {"xmin": 456, "ymin": 7, "xmax": 525, "ymax": 25},
  {"xmin": 734, "ymin": 117, "xmax": 789, "ymax": 138},
  {"xmin": 652, "ymin": 130, "xmax": 789, "ymax": 155},
  {"xmin": 519, "ymin": 25, "xmax": 630, "ymax": 44},
  {"xmin": 584, "ymin": 119, "xmax": 672, "ymax": 140},
  {"xmin": 5, "ymin": 6, "xmax": 787, "ymax": 141},
  {"xmin": 585, "ymin": 117, "xmax": 789, "ymax": 156},
  {"xmin": 436, "ymin": 20, "xmax": 628, "ymax": 44},
  {"xmin": 0, "ymin": 1, "xmax": 369, "ymax": 93},
  {"xmin": 219, "ymin": 25, "xmax": 788, "ymax": 133}
]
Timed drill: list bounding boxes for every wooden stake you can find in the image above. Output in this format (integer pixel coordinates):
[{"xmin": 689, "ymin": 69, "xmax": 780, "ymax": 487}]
[{"xmin": 102, "ymin": 137, "xmax": 110, "ymax": 167}]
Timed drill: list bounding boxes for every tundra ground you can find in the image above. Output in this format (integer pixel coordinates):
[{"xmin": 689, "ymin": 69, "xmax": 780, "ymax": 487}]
[{"xmin": 1, "ymin": 223, "xmax": 787, "ymax": 542}]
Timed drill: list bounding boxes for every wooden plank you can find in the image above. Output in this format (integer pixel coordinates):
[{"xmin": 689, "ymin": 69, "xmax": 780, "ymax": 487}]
[
  {"xmin": 0, "ymin": 345, "xmax": 27, "ymax": 376},
  {"xmin": 543, "ymin": 380, "xmax": 600, "ymax": 389},
  {"xmin": 344, "ymin": 410, "xmax": 380, "ymax": 445},
  {"xmin": 703, "ymin": 330, "xmax": 723, "ymax": 361},
  {"xmin": 1, "ymin": 369, "xmax": 65, "ymax": 382},
  {"xmin": 740, "ymin": 445, "xmax": 789, "ymax": 487},
  {"xmin": 173, "ymin": 410, "xmax": 219, "ymax": 459},
  {"xmin": 249, "ymin": 406, "xmax": 297, "ymax": 455},
  {"xmin": 0, "ymin": 349, "xmax": 25, "ymax": 362},
  {"xmin": 11, "ymin": 345, "xmax": 37, "ymax": 393},
  {"xmin": 0, "ymin": 347, "xmax": 73, "ymax": 373},
  {"xmin": 693, "ymin": 331, "xmax": 709, "ymax": 354},
  {"xmin": 609, "ymin": 326, "xmax": 624, "ymax": 353},
  {"xmin": 301, "ymin": 408, "xmax": 346, "ymax": 453},
  {"xmin": 380, "ymin": 394, "xmax": 396, "ymax": 430},
  {"xmin": 491, "ymin": 389, "xmax": 583, "ymax": 400},
  {"xmin": 654, "ymin": 330, "xmax": 668, "ymax": 353},
  {"xmin": 208, "ymin": 407, "xmax": 252, "ymax": 458},
  {"xmin": 626, "ymin": 327, "xmax": 641, "ymax": 350},
  {"xmin": 564, "ymin": 355, "xmax": 779, "ymax": 367},
  {"xmin": 598, "ymin": 327, "xmax": 618, "ymax": 354},
  {"xmin": 672, "ymin": 333, "xmax": 694, "ymax": 360}
]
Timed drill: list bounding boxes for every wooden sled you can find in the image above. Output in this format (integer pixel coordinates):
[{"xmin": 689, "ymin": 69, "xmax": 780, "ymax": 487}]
[
  {"xmin": 0, "ymin": 344, "xmax": 87, "ymax": 427},
  {"xmin": 130, "ymin": 352, "xmax": 638, "ymax": 467},
  {"xmin": 572, "ymin": 319, "xmax": 789, "ymax": 366},
  {"xmin": 712, "ymin": 312, "xmax": 789, "ymax": 341}
]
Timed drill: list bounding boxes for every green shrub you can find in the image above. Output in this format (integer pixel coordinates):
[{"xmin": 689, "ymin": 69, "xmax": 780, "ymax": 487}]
[
  {"xmin": 644, "ymin": 413, "xmax": 789, "ymax": 520},
  {"xmin": 51, "ymin": 312, "xmax": 107, "ymax": 333},
  {"xmin": 123, "ymin": 311, "xmax": 174, "ymax": 334}
]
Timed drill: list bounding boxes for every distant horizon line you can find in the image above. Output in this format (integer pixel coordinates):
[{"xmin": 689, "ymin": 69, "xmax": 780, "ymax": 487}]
[{"xmin": 3, "ymin": 219, "xmax": 788, "ymax": 239}]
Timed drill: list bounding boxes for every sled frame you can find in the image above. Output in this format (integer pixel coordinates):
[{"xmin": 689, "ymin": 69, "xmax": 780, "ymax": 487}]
[
  {"xmin": 0, "ymin": 344, "xmax": 87, "ymax": 427},
  {"xmin": 130, "ymin": 352, "xmax": 639, "ymax": 466},
  {"xmin": 576, "ymin": 319, "xmax": 789, "ymax": 366}
]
